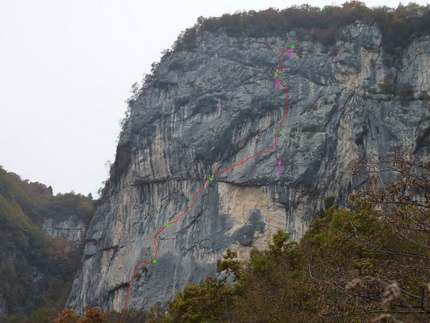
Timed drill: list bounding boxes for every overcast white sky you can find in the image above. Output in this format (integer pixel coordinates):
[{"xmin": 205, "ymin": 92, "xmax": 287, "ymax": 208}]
[{"xmin": 0, "ymin": 0, "xmax": 427, "ymax": 197}]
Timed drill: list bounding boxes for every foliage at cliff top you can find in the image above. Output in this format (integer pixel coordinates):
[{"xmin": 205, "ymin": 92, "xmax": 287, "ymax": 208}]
[
  {"xmin": 164, "ymin": 1, "xmax": 430, "ymax": 58},
  {"xmin": 0, "ymin": 166, "xmax": 95, "ymax": 322}
]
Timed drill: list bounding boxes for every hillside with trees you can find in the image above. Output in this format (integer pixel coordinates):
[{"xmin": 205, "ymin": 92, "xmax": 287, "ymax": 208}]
[{"xmin": 0, "ymin": 166, "xmax": 95, "ymax": 323}]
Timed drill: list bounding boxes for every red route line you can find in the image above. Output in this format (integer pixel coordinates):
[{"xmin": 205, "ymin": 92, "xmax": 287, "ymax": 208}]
[{"xmin": 120, "ymin": 46, "xmax": 292, "ymax": 323}]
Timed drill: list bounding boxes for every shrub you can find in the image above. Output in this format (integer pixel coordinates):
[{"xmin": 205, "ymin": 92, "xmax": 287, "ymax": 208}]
[{"xmin": 377, "ymin": 81, "xmax": 393, "ymax": 93}]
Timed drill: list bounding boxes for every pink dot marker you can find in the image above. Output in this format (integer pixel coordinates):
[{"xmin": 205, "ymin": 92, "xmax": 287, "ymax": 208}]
[{"xmin": 278, "ymin": 161, "xmax": 281, "ymax": 166}]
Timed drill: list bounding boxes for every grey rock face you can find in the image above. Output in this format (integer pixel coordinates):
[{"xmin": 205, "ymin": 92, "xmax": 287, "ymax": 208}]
[
  {"xmin": 67, "ymin": 23, "xmax": 430, "ymax": 313},
  {"xmin": 0, "ymin": 295, "xmax": 6, "ymax": 316},
  {"xmin": 42, "ymin": 218, "xmax": 86, "ymax": 242}
]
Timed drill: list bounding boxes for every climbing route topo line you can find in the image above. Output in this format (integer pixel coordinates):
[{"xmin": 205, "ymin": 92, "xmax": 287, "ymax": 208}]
[{"xmin": 120, "ymin": 45, "xmax": 293, "ymax": 323}]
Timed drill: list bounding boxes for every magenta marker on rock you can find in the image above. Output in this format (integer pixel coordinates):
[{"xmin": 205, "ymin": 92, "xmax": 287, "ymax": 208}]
[{"xmin": 277, "ymin": 161, "xmax": 282, "ymax": 174}]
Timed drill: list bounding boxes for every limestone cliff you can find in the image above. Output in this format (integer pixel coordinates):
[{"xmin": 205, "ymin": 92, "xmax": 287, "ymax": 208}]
[
  {"xmin": 42, "ymin": 218, "xmax": 86, "ymax": 242},
  {"xmin": 67, "ymin": 21, "xmax": 430, "ymax": 313}
]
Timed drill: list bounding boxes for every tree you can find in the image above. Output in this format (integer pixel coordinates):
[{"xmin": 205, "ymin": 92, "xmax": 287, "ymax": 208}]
[
  {"xmin": 144, "ymin": 307, "xmax": 165, "ymax": 323},
  {"xmin": 54, "ymin": 309, "xmax": 76, "ymax": 323},
  {"xmin": 165, "ymin": 276, "xmax": 235, "ymax": 323},
  {"xmin": 54, "ymin": 307, "xmax": 109, "ymax": 323},
  {"xmin": 346, "ymin": 151, "xmax": 430, "ymax": 322}
]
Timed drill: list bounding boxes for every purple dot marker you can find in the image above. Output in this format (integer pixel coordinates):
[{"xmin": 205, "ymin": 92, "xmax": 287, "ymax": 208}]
[{"xmin": 278, "ymin": 161, "xmax": 281, "ymax": 166}]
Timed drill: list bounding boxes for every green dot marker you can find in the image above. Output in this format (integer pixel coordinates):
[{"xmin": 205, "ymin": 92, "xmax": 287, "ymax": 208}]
[
  {"xmin": 166, "ymin": 223, "xmax": 170, "ymax": 227},
  {"xmin": 274, "ymin": 73, "xmax": 279, "ymax": 76},
  {"xmin": 292, "ymin": 44, "xmax": 295, "ymax": 49},
  {"xmin": 279, "ymin": 131, "xmax": 283, "ymax": 135},
  {"xmin": 209, "ymin": 177, "xmax": 213, "ymax": 182},
  {"xmin": 153, "ymin": 260, "xmax": 157, "ymax": 264}
]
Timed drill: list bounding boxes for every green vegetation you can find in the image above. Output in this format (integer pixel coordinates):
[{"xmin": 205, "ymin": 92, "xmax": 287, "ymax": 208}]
[
  {"xmin": 377, "ymin": 80, "xmax": 394, "ymax": 93},
  {"xmin": 0, "ymin": 168, "xmax": 94, "ymax": 226},
  {"xmin": 96, "ymin": 161, "xmax": 115, "ymax": 207},
  {"xmin": 160, "ymin": 1, "xmax": 430, "ymax": 60},
  {"xmin": 52, "ymin": 307, "xmax": 109, "ymax": 323},
  {"xmin": 0, "ymin": 166, "xmax": 95, "ymax": 323},
  {"xmin": 51, "ymin": 307, "xmax": 151, "ymax": 323}
]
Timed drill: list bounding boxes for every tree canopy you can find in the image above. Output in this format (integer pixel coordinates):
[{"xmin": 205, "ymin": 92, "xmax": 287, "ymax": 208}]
[{"xmin": 164, "ymin": 2, "xmax": 430, "ymax": 58}]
